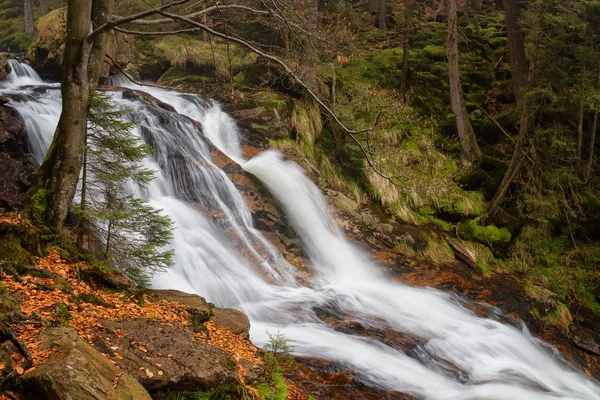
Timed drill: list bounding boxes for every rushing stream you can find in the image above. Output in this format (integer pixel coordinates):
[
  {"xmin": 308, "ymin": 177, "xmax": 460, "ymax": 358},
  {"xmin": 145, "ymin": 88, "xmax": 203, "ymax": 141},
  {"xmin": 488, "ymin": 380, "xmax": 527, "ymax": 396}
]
[{"xmin": 2, "ymin": 62, "xmax": 600, "ymax": 400}]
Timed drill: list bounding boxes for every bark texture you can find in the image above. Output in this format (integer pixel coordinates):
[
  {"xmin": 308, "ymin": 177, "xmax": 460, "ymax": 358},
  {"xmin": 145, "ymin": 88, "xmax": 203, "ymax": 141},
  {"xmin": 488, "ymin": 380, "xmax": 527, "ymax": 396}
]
[
  {"xmin": 447, "ymin": 0, "xmax": 481, "ymax": 165},
  {"xmin": 32, "ymin": 0, "xmax": 111, "ymax": 233},
  {"xmin": 24, "ymin": 0, "xmax": 35, "ymax": 36},
  {"xmin": 503, "ymin": 0, "xmax": 527, "ymax": 104}
]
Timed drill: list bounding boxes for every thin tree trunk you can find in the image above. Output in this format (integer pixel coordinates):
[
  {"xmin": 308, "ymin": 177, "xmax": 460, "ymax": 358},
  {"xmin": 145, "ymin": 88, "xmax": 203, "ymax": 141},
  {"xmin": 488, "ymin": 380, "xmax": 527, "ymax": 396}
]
[
  {"xmin": 24, "ymin": 0, "xmax": 35, "ymax": 36},
  {"xmin": 378, "ymin": 0, "xmax": 386, "ymax": 31},
  {"xmin": 489, "ymin": 6, "xmax": 542, "ymax": 217},
  {"xmin": 584, "ymin": 111, "xmax": 597, "ymax": 183},
  {"xmin": 447, "ymin": 0, "xmax": 481, "ymax": 165},
  {"xmin": 503, "ymin": 0, "xmax": 527, "ymax": 104},
  {"xmin": 39, "ymin": 0, "xmax": 49, "ymax": 16},
  {"xmin": 401, "ymin": 0, "xmax": 411, "ymax": 102},
  {"xmin": 577, "ymin": 98, "xmax": 584, "ymax": 164}
]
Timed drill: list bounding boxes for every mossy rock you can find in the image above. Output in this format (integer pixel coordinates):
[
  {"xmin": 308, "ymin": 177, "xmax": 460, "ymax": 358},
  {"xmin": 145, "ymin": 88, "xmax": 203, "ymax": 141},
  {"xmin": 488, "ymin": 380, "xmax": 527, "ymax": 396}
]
[{"xmin": 0, "ymin": 233, "xmax": 35, "ymax": 273}]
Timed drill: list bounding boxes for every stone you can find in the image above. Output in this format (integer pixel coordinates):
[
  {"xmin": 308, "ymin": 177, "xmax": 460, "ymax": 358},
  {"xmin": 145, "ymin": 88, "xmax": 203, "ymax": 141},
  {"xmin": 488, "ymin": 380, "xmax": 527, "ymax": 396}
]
[
  {"xmin": 213, "ymin": 308, "xmax": 250, "ymax": 338},
  {"xmin": 98, "ymin": 319, "xmax": 238, "ymax": 393},
  {"xmin": 145, "ymin": 289, "xmax": 213, "ymax": 322},
  {"xmin": 21, "ymin": 327, "xmax": 151, "ymax": 400},
  {"xmin": 0, "ymin": 55, "xmax": 10, "ymax": 81}
]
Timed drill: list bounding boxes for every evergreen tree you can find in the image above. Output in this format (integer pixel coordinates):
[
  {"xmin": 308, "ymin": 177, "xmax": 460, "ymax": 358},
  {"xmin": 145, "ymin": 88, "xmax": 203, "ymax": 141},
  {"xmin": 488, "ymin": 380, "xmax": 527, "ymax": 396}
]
[{"xmin": 78, "ymin": 92, "xmax": 174, "ymax": 287}]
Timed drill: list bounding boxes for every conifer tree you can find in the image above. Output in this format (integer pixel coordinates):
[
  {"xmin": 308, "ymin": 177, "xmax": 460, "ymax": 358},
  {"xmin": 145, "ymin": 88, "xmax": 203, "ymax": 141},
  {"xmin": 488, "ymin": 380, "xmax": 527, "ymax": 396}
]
[{"xmin": 78, "ymin": 92, "xmax": 174, "ymax": 287}]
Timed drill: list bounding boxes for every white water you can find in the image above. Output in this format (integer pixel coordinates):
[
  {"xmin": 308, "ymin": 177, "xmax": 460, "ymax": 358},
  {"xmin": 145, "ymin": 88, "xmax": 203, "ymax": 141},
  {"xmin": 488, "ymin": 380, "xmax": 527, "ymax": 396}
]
[{"xmin": 3, "ymin": 65, "xmax": 600, "ymax": 399}]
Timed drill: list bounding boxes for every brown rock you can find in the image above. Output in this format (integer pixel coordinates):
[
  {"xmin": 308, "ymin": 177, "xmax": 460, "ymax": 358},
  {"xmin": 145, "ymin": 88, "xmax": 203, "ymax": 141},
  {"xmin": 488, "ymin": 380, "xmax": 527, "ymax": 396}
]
[
  {"xmin": 213, "ymin": 308, "xmax": 250, "ymax": 338},
  {"xmin": 145, "ymin": 289, "xmax": 213, "ymax": 323},
  {"xmin": 22, "ymin": 327, "xmax": 151, "ymax": 400},
  {"xmin": 99, "ymin": 319, "xmax": 238, "ymax": 392}
]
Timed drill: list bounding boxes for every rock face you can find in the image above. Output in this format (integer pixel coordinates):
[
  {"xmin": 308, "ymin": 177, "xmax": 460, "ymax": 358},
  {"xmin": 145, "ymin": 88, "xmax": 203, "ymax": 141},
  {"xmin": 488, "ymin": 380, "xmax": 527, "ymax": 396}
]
[
  {"xmin": 98, "ymin": 319, "xmax": 238, "ymax": 393},
  {"xmin": 0, "ymin": 104, "xmax": 34, "ymax": 209},
  {"xmin": 21, "ymin": 328, "xmax": 152, "ymax": 400}
]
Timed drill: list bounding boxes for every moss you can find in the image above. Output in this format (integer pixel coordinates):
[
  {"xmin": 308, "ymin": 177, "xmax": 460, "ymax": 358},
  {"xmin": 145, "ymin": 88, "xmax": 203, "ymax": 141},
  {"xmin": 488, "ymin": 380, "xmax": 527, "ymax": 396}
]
[
  {"xmin": 422, "ymin": 45, "xmax": 447, "ymax": 61},
  {"xmin": 256, "ymin": 372, "xmax": 288, "ymax": 400},
  {"xmin": 32, "ymin": 188, "xmax": 48, "ymax": 217},
  {"xmin": 0, "ymin": 234, "xmax": 35, "ymax": 273},
  {"xmin": 459, "ymin": 218, "xmax": 511, "ymax": 244},
  {"xmin": 76, "ymin": 293, "xmax": 115, "ymax": 308},
  {"xmin": 191, "ymin": 315, "xmax": 209, "ymax": 337}
]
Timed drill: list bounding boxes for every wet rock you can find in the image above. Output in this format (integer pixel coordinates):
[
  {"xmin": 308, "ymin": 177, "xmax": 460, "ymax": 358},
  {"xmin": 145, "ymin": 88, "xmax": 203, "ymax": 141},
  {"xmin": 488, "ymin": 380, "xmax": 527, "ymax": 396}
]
[
  {"xmin": 99, "ymin": 319, "xmax": 238, "ymax": 392},
  {"xmin": 0, "ymin": 157, "xmax": 35, "ymax": 209},
  {"xmin": 213, "ymin": 308, "xmax": 251, "ymax": 338},
  {"xmin": 570, "ymin": 325, "xmax": 600, "ymax": 356},
  {"xmin": 21, "ymin": 327, "xmax": 151, "ymax": 400},
  {"xmin": 146, "ymin": 289, "xmax": 213, "ymax": 323},
  {"xmin": 0, "ymin": 104, "xmax": 34, "ymax": 209},
  {"xmin": 0, "ymin": 55, "xmax": 10, "ymax": 81}
]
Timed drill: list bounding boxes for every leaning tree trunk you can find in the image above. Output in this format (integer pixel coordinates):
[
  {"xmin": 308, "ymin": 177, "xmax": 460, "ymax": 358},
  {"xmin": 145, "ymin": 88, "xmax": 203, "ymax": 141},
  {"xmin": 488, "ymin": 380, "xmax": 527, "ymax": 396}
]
[
  {"xmin": 503, "ymin": 0, "xmax": 528, "ymax": 104},
  {"xmin": 447, "ymin": 0, "xmax": 481, "ymax": 166},
  {"xmin": 31, "ymin": 0, "xmax": 111, "ymax": 233},
  {"xmin": 488, "ymin": 6, "xmax": 542, "ymax": 217},
  {"xmin": 24, "ymin": 0, "xmax": 35, "ymax": 36}
]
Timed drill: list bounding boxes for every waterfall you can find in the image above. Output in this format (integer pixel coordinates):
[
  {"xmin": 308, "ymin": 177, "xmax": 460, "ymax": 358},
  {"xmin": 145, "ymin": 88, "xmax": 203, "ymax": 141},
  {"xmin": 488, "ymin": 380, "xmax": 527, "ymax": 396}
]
[{"xmin": 2, "ymin": 64, "xmax": 600, "ymax": 400}]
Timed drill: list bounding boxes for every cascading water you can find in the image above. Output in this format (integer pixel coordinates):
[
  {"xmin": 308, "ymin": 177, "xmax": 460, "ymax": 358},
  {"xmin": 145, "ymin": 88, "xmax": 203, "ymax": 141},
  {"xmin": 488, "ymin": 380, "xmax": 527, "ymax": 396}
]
[{"xmin": 3, "ymin": 63, "xmax": 600, "ymax": 399}]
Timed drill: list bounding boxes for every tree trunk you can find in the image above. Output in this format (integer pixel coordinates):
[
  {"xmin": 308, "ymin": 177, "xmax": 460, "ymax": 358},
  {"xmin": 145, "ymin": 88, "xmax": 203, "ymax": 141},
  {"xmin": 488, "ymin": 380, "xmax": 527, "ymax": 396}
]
[
  {"xmin": 39, "ymin": 0, "xmax": 49, "ymax": 15},
  {"xmin": 88, "ymin": 0, "xmax": 112, "ymax": 86},
  {"xmin": 584, "ymin": 111, "xmax": 597, "ymax": 183},
  {"xmin": 30, "ymin": 0, "xmax": 110, "ymax": 233},
  {"xmin": 503, "ymin": 0, "xmax": 527, "ymax": 104},
  {"xmin": 378, "ymin": 0, "xmax": 386, "ymax": 31},
  {"xmin": 401, "ymin": 0, "xmax": 411, "ymax": 102},
  {"xmin": 447, "ymin": 0, "xmax": 481, "ymax": 166},
  {"xmin": 584, "ymin": 65, "xmax": 600, "ymax": 183},
  {"xmin": 489, "ymin": 6, "xmax": 542, "ymax": 217},
  {"xmin": 577, "ymin": 98, "xmax": 584, "ymax": 165},
  {"xmin": 24, "ymin": 0, "xmax": 35, "ymax": 36}
]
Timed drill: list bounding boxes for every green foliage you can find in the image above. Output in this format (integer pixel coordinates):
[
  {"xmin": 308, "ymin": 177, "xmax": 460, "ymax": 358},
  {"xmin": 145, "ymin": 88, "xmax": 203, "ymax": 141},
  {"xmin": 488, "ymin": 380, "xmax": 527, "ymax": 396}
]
[
  {"xmin": 459, "ymin": 218, "xmax": 511, "ymax": 244},
  {"xmin": 78, "ymin": 92, "xmax": 174, "ymax": 287},
  {"xmin": 262, "ymin": 330, "xmax": 294, "ymax": 374}
]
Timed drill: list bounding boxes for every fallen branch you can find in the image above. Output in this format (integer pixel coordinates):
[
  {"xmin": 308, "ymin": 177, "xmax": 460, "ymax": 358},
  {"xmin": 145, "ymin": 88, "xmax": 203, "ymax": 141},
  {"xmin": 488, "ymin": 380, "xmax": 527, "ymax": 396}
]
[{"xmin": 0, "ymin": 322, "xmax": 32, "ymax": 389}]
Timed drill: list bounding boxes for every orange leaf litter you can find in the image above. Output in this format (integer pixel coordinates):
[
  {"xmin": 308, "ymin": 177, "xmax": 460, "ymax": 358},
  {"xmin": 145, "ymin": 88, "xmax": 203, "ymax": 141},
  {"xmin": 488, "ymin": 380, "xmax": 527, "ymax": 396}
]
[{"xmin": 1, "ymin": 247, "xmax": 266, "ymax": 388}]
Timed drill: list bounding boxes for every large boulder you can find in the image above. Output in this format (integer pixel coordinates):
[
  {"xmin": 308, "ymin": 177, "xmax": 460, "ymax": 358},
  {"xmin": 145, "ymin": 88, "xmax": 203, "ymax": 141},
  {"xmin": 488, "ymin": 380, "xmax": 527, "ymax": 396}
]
[
  {"xmin": 97, "ymin": 319, "xmax": 238, "ymax": 393},
  {"xmin": 21, "ymin": 327, "xmax": 152, "ymax": 400}
]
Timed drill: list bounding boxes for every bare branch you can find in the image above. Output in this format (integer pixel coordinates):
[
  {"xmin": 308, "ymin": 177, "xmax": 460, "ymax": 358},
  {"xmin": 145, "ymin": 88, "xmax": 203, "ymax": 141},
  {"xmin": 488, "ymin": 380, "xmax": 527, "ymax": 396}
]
[
  {"xmin": 88, "ymin": 0, "xmax": 191, "ymax": 40},
  {"xmin": 114, "ymin": 26, "xmax": 202, "ymax": 36},
  {"xmin": 105, "ymin": 54, "xmax": 172, "ymax": 90}
]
